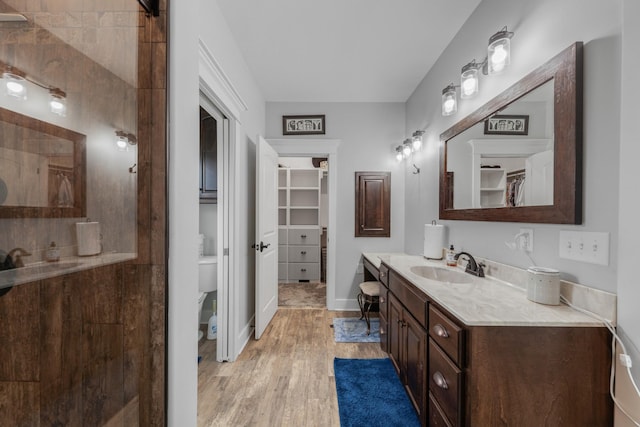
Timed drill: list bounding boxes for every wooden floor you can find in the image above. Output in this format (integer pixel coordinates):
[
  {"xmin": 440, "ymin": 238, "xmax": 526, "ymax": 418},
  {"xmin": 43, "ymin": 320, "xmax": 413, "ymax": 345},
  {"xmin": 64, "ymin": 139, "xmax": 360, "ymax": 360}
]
[{"xmin": 197, "ymin": 308, "xmax": 386, "ymax": 426}]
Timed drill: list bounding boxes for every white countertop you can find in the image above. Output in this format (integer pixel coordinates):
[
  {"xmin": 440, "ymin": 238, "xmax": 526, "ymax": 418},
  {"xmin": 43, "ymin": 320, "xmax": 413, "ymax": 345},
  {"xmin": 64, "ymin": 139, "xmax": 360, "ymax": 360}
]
[
  {"xmin": 0, "ymin": 252, "xmax": 137, "ymax": 290},
  {"xmin": 363, "ymin": 252, "xmax": 605, "ymax": 327}
]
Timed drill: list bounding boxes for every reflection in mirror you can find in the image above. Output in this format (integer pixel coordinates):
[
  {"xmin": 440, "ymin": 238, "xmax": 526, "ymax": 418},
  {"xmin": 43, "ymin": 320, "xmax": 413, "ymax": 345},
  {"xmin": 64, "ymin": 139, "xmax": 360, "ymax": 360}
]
[
  {"xmin": 440, "ymin": 42, "xmax": 583, "ymax": 224},
  {"xmin": 447, "ymin": 80, "xmax": 554, "ymax": 209},
  {"xmin": 0, "ymin": 107, "xmax": 86, "ymax": 218}
]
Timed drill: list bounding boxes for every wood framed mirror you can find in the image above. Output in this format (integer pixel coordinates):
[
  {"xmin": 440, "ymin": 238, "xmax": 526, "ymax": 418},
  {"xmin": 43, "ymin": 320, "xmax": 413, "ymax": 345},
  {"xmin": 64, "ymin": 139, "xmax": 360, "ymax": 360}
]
[
  {"xmin": 0, "ymin": 107, "xmax": 86, "ymax": 218},
  {"xmin": 439, "ymin": 42, "xmax": 583, "ymax": 224}
]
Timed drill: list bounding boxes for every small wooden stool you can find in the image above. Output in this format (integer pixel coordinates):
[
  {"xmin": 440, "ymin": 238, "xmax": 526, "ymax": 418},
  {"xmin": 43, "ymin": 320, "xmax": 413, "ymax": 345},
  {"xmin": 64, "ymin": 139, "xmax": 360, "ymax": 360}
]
[{"xmin": 357, "ymin": 281, "xmax": 381, "ymax": 335}]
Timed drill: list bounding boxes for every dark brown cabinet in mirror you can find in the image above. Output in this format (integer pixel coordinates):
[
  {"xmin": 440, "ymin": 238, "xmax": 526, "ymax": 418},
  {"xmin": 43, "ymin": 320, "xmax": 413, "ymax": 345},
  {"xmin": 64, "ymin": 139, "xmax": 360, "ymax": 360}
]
[
  {"xmin": 0, "ymin": 107, "xmax": 86, "ymax": 218},
  {"xmin": 439, "ymin": 42, "xmax": 583, "ymax": 224}
]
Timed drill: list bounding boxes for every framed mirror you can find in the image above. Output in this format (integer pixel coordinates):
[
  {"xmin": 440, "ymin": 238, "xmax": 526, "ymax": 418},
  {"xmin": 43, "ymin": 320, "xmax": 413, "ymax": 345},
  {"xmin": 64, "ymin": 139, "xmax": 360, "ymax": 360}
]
[
  {"xmin": 0, "ymin": 107, "xmax": 86, "ymax": 218},
  {"xmin": 439, "ymin": 42, "xmax": 583, "ymax": 223}
]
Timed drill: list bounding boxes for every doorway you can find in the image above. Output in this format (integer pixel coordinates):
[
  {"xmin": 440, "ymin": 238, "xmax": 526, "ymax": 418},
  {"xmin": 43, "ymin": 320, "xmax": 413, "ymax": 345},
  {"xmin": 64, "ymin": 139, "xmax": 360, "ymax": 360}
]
[
  {"xmin": 277, "ymin": 156, "xmax": 328, "ymax": 308},
  {"xmin": 198, "ymin": 92, "xmax": 230, "ymax": 363}
]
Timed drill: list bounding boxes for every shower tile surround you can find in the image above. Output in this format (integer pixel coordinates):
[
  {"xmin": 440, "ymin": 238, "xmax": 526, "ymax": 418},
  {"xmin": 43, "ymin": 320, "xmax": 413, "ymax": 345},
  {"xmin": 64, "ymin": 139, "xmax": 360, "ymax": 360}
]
[
  {"xmin": 363, "ymin": 253, "xmax": 616, "ymax": 325},
  {"xmin": 0, "ymin": 1, "xmax": 167, "ymax": 426}
]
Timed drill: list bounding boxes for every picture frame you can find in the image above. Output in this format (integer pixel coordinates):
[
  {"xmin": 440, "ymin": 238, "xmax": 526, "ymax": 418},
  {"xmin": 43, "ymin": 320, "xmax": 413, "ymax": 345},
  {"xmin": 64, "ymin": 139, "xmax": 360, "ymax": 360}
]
[
  {"xmin": 282, "ymin": 115, "xmax": 326, "ymax": 135},
  {"xmin": 484, "ymin": 114, "xmax": 529, "ymax": 136}
]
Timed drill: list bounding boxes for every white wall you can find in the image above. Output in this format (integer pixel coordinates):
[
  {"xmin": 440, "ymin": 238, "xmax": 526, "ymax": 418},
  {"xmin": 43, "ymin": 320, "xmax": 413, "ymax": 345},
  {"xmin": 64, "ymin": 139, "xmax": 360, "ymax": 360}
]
[
  {"xmin": 169, "ymin": 0, "xmax": 265, "ymax": 424},
  {"xmin": 266, "ymin": 102, "xmax": 405, "ymax": 308},
  {"xmin": 405, "ymin": 0, "xmax": 621, "ymax": 291},
  {"xmin": 615, "ymin": 0, "xmax": 640, "ymax": 422}
]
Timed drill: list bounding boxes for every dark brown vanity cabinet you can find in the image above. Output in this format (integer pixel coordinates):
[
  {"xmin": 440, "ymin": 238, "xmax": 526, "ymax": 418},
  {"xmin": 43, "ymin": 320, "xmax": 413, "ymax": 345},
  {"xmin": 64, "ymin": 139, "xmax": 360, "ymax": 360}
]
[
  {"xmin": 378, "ymin": 262, "xmax": 612, "ymax": 427},
  {"xmin": 199, "ymin": 107, "xmax": 217, "ymax": 203},
  {"xmin": 387, "ymin": 272, "xmax": 429, "ymax": 426}
]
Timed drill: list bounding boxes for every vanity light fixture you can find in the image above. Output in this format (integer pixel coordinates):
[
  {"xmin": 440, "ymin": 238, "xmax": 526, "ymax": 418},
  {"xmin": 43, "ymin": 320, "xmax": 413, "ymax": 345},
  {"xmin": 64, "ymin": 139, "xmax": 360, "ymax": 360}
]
[
  {"xmin": 115, "ymin": 130, "xmax": 137, "ymax": 151},
  {"xmin": 487, "ymin": 26, "xmax": 514, "ymax": 75},
  {"xmin": 402, "ymin": 138, "xmax": 413, "ymax": 158},
  {"xmin": 1, "ymin": 61, "xmax": 68, "ymax": 114},
  {"xmin": 442, "ymin": 84, "xmax": 458, "ymax": 116}
]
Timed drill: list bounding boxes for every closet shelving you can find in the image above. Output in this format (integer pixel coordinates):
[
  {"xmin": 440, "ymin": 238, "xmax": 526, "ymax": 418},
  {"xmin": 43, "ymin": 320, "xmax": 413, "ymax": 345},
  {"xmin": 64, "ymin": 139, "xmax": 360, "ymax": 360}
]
[
  {"xmin": 479, "ymin": 167, "xmax": 506, "ymax": 208},
  {"xmin": 278, "ymin": 168, "xmax": 322, "ymax": 282}
]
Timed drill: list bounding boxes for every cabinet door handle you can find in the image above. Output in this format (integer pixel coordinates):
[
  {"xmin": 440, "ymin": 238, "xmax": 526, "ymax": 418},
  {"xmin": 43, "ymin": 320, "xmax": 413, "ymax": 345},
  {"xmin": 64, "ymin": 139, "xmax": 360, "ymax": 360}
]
[
  {"xmin": 433, "ymin": 371, "xmax": 448, "ymax": 389},
  {"xmin": 379, "ymin": 296, "xmax": 385, "ymax": 303},
  {"xmin": 379, "ymin": 271, "xmax": 386, "ymax": 279},
  {"xmin": 380, "ymin": 326, "xmax": 385, "ymax": 335},
  {"xmin": 433, "ymin": 323, "xmax": 449, "ymax": 338}
]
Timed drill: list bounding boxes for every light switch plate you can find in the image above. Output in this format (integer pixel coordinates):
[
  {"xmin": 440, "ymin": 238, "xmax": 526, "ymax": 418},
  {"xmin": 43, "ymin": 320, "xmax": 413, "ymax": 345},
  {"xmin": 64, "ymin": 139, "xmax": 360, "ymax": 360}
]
[{"xmin": 559, "ymin": 231, "xmax": 609, "ymax": 266}]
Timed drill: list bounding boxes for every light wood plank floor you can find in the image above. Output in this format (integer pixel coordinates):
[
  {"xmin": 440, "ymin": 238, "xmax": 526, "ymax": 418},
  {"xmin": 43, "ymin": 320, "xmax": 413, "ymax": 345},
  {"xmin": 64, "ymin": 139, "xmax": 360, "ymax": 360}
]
[{"xmin": 197, "ymin": 308, "xmax": 386, "ymax": 427}]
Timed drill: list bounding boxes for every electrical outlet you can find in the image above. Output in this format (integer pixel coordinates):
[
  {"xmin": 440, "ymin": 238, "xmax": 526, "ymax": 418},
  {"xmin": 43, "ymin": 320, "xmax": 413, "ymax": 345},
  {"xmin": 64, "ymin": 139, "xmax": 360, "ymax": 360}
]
[
  {"xmin": 518, "ymin": 228, "xmax": 533, "ymax": 252},
  {"xmin": 559, "ymin": 231, "xmax": 609, "ymax": 265}
]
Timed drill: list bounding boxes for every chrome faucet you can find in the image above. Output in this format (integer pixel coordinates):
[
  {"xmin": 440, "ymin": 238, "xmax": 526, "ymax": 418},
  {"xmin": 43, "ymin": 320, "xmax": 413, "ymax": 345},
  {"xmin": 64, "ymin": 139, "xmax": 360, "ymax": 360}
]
[
  {"xmin": 7, "ymin": 248, "xmax": 32, "ymax": 268},
  {"xmin": 454, "ymin": 251, "xmax": 485, "ymax": 277}
]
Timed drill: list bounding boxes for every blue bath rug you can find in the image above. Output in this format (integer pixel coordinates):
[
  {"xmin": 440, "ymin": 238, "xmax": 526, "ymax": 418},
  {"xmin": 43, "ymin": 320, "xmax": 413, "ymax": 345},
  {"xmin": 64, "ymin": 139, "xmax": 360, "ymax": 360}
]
[
  {"xmin": 333, "ymin": 317, "xmax": 380, "ymax": 343},
  {"xmin": 334, "ymin": 358, "xmax": 420, "ymax": 427}
]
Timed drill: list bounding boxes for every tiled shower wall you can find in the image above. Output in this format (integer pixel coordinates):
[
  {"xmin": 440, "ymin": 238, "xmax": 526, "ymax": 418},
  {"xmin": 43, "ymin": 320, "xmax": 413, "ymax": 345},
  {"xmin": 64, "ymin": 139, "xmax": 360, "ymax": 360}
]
[{"xmin": 0, "ymin": 1, "xmax": 167, "ymax": 425}]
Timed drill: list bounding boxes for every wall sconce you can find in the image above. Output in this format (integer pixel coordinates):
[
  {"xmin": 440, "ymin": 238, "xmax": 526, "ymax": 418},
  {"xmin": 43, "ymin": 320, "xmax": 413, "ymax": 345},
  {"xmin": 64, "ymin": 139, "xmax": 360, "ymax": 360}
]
[
  {"xmin": 115, "ymin": 130, "xmax": 137, "ymax": 151},
  {"xmin": 1, "ymin": 61, "xmax": 68, "ymax": 115},
  {"xmin": 441, "ymin": 26, "xmax": 514, "ymax": 116},
  {"xmin": 442, "ymin": 84, "xmax": 458, "ymax": 116}
]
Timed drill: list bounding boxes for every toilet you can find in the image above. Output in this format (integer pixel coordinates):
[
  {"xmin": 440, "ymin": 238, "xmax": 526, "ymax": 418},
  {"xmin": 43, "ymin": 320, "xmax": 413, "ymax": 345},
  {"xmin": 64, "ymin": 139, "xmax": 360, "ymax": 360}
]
[{"xmin": 198, "ymin": 255, "xmax": 217, "ymax": 341}]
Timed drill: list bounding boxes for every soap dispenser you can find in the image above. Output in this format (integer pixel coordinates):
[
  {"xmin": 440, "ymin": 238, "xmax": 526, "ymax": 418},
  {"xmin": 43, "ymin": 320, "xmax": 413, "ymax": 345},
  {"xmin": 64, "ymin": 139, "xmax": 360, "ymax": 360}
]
[
  {"xmin": 46, "ymin": 241, "xmax": 60, "ymax": 262},
  {"xmin": 446, "ymin": 245, "xmax": 457, "ymax": 267}
]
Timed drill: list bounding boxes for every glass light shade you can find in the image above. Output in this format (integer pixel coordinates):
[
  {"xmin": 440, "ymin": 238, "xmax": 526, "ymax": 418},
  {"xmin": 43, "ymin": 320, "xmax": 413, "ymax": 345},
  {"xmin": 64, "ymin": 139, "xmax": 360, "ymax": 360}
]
[
  {"xmin": 115, "ymin": 131, "xmax": 128, "ymax": 151},
  {"xmin": 488, "ymin": 31, "xmax": 512, "ymax": 75},
  {"xmin": 460, "ymin": 64, "xmax": 479, "ymax": 99},
  {"xmin": 412, "ymin": 130, "xmax": 424, "ymax": 151},
  {"xmin": 395, "ymin": 147, "xmax": 403, "ymax": 162},
  {"xmin": 3, "ymin": 72, "xmax": 27, "ymax": 99},
  {"xmin": 441, "ymin": 85, "xmax": 457, "ymax": 116},
  {"xmin": 402, "ymin": 140, "xmax": 412, "ymax": 158},
  {"xmin": 49, "ymin": 89, "xmax": 66, "ymax": 116}
]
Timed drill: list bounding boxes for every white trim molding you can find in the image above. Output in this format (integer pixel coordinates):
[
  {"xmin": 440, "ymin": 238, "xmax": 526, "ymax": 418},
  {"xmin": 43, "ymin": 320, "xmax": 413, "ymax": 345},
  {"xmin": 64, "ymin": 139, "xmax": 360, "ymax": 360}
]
[{"xmin": 198, "ymin": 39, "xmax": 249, "ymax": 121}]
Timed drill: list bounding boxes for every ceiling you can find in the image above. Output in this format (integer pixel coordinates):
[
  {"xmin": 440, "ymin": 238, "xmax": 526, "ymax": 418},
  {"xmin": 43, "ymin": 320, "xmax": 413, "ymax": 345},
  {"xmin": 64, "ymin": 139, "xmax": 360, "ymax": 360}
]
[{"xmin": 217, "ymin": 0, "xmax": 481, "ymax": 103}]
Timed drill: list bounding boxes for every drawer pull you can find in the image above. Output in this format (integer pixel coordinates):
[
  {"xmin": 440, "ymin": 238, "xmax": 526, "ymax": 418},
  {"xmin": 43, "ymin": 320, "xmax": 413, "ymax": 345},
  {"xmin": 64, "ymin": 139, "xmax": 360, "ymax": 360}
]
[
  {"xmin": 380, "ymin": 326, "xmax": 385, "ymax": 335},
  {"xmin": 301, "ymin": 251, "xmax": 307, "ymax": 255},
  {"xmin": 300, "ymin": 234, "xmax": 307, "ymax": 238},
  {"xmin": 379, "ymin": 271, "xmax": 386, "ymax": 278},
  {"xmin": 301, "ymin": 268, "xmax": 307, "ymax": 272},
  {"xmin": 379, "ymin": 297, "xmax": 385, "ymax": 303},
  {"xmin": 433, "ymin": 371, "xmax": 449, "ymax": 389},
  {"xmin": 433, "ymin": 323, "xmax": 449, "ymax": 338}
]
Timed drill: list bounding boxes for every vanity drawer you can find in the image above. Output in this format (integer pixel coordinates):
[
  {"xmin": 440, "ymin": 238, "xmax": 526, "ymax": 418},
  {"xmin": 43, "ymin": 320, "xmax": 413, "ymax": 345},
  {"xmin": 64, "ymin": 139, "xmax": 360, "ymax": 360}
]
[
  {"xmin": 278, "ymin": 247, "xmax": 287, "ymax": 263},
  {"xmin": 389, "ymin": 271, "xmax": 427, "ymax": 328},
  {"xmin": 288, "ymin": 246, "xmax": 319, "ymax": 263},
  {"xmin": 429, "ymin": 305, "xmax": 464, "ymax": 366},
  {"xmin": 278, "ymin": 262, "xmax": 288, "ymax": 281},
  {"xmin": 379, "ymin": 287, "xmax": 388, "ymax": 321},
  {"xmin": 278, "ymin": 228, "xmax": 288, "ymax": 243},
  {"xmin": 429, "ymin": 392, "xmax": 453, "ymax": 427},
  {"xmin": 288, "ymin": 263, "xmax": 320, "ymax": 281},
  {"xmin": 429, "ymin": 339, "xmax": 462, "ymax": 427},
  {"xmin": 288, "ymin": 228, "xmax": 319, "ymax": 245},
  {"xmin": 378, "ymin": 263, "xmax": 390, "ymax": 287}
]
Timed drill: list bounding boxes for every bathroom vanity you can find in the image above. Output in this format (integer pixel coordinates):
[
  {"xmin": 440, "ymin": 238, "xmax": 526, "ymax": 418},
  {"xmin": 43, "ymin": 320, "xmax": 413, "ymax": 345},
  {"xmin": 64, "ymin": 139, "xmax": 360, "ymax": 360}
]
[{"xmin": 363, "ymin": 253, "xmax": 613, "ymax": 427}]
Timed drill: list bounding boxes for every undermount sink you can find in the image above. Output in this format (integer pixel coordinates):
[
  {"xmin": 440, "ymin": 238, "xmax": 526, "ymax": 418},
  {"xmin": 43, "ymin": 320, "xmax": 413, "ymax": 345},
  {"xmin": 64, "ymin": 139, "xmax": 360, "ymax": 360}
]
[{"xmin": 409, "ymin": 265, "xmax": 472, "ymax": 284}]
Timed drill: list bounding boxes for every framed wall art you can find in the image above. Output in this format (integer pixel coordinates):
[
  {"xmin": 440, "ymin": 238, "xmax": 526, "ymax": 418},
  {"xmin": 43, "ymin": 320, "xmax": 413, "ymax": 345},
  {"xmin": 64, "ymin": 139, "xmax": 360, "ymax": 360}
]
[
  {"xmin": 282, "ymin": 115, "xmax": 326, "ymax": 135},
  {"xmin": 484, "ymin": 114, "xmax": 529, "ymax": 136}
]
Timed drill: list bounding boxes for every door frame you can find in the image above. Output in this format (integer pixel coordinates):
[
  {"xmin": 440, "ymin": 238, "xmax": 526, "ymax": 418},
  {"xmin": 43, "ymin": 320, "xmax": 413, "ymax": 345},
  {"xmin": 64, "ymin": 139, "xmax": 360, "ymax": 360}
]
[{"xmin": 267, "ymin": 138, "xmax": 341, "ymax": 310}]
